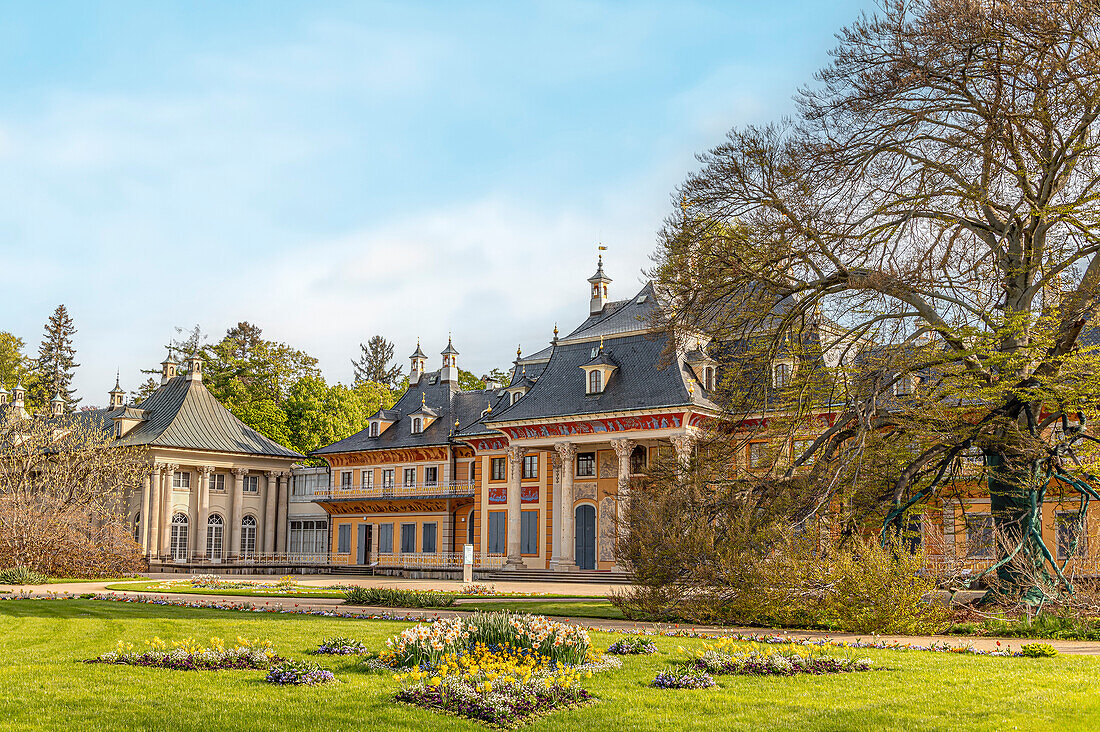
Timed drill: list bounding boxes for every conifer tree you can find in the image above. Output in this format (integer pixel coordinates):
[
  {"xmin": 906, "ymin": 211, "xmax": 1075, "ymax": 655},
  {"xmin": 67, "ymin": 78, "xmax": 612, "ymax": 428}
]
[
  {"xmin": 351, "ymin": 335, "xmax": 402, "ymax": 389},
  {"xmin": 33, "ymin": 305, "xmax": 79, "ymax": 411}
]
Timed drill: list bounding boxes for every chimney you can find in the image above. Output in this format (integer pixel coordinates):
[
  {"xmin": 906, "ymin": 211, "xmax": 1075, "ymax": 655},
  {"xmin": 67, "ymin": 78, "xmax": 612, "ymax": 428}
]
[
  {"xmin": 409, "ymin": 340, "xmax": 427, "ymax": 384},
  {"xmin": 588, "ymin": 254, "xmax": 612, "ymax": 316},
  {"xmin": 441, "ymin": 337, "xmax": 459, "ymax": 384}
]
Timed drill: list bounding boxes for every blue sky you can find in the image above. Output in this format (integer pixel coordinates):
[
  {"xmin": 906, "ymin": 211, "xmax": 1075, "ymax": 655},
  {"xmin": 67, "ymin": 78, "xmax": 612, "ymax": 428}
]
[{"xmin": 0, "ymin": 0, "xmax": 873, "ymax": 404}]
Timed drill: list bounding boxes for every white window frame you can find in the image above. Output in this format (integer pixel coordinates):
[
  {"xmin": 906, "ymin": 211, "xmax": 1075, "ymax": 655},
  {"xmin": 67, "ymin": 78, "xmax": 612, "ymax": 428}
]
[{"xmin": 172, "ymin": 471, "xmax": 190, "ymax": 491}]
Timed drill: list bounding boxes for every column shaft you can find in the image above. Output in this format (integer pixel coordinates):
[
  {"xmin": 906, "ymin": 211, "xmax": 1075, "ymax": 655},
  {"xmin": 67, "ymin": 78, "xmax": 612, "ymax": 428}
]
[
  {"xmin": 504, "ymin": 446, "xmax": 524, "ymax": 568},
  {"xmin": 140, "ymin": 472, "xmax": 153, "ymax": 553},
  {"xmin": 228, "ymin": 469, "xmax": 245, "ymax": 560},
  {"xmin": 158, "ymin": 466, "xmax": 176, "ymax": 558},
  {"xmin": 263, "ymin": 472, "xmax": 277, "ymax": 554},
  {"xmin": 555, "ymin": 442, "xmax": 577, "ymax": 571},
  {"xmin": 276, "ymin": 474, "xmax": 289, "ymax": 554},
  {"xmin": 148, "ymin": 468, "xmax": 162, "ymax": 556}
]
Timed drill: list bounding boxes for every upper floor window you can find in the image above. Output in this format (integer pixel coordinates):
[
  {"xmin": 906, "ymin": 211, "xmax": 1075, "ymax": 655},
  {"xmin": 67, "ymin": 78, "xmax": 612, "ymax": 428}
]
[
  {"xmin": 629, "ymin": 445, "xmax": 647, "ymax": 474},
  {"xmin": 208, "ymin": 473, "xmax": 226, "ymax": 492},
  {"xmin": 370, "ymin": 422, "xmax": 379, "ymax": 437},
  {"xmin": 773, "ymin": 363, "xmax": 791, "ymax": 389},
  {"xmin": 381, "ymin": 469, "xmax": 394, "ymax": 488},
  {"xmin": 588, "ymin": 370, "xmax": 603, "ymax": 394},
  {"xmin": 361, "ymin": 470, "xmax": 374, "ymax": 489},
  {"xmin": 424, "ymin": 466, "xmax": 438, "ymax": 486},
  {"xmin": 403, "ymin": 467, "xmax": 416, "ymax": 487},
  {"xmin": 172, "ymin": 471, "xmax": 190, "ymax": 490},
  {"xmin": 490, "ymin": 457, "xmax": 506, "ymax": 481},
  {"xmin": 341, "ymin": 471, "xmax": 353, "ymax": 487},
  {"xmin": 522, "ymin": 454, "xmax": 539, "ymax": 479},
  {"xmin": 243, "ymin": 475, "xmax": 258, "ymax": 493},
  {"xmin": 576, "ymin": 452, "xmax": 596, "ymax": 477},
  {"xmin": 704, "ymin": 367, "xmax": 715, "ymax": 391},
  {"xmin": 412, "ymin": 417, "xmax": 422, "ymax": 434}
]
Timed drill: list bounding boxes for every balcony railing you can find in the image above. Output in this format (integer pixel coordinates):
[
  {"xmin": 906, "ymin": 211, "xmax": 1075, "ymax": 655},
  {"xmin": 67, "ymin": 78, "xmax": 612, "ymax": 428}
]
[
  {"xmin": 306, "ymin": 481, "xmax": 477, "ymax": 501},
  {"xmin": 331, "ymin": 551, "xmax": 507, "ymax": 570}
]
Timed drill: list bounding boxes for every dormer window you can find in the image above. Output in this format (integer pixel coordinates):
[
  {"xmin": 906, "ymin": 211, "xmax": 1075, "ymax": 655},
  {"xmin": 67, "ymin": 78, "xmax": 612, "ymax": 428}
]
[
  {"xmin": 580, "ymin": 338, "xmax": 617, "ymax": 395},
  {"xmin": 588, "ymin": 370, "xmax": 603, "ymax": 394},
  {"xmin": 511, "ymin": 391, "xmax": 522, "ymax": 404},
  {"xmin": 412, "ymin": 417, "xmax": 422, "ymax": 434},
  {"xmin": 704, "ymin": 367, "xmax": 715, "ymax": 391},
  {"xmin": 893, "ymin": 375, "xmax": 913, "ymax": 396},
  {"xmin": 773, "ymin": 362, "xmax": 791, "ymax": 388},
  {"xmin": 370, "ymin": 422, "xmax": 379, "ymax": 437}
]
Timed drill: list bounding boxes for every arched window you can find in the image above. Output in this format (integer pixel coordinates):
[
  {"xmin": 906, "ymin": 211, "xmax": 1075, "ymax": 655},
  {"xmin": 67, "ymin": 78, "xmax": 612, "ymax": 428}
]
[
  {"xmin": 370, "ymin": 422, "xmax": 379, "ymax": 437},
  {"xmin": 170, "ymin": 513, "xmax": 189, "ymax": 562},
  {"xmin": 773, "ymin": 363, "xmax": 791, "ymax": 388},
  {"xmin": 630, "ymin": 445, "xmax": 647, "ymax": 475},
  {"xmin": 133, "ymin": 512, "xmax": 141, "ymax": 543},
  {"xmin": 412, "ymin": 417, "xmax": 422, "ymax": 434},
  {"xmin": 704, "ymin": 367, "xmax": 714, "ymax": 391},
  {"xmin": 206, "ymin": 513, "xmax": 224, "ymax": 560},
  {"xmin": 240, "ymin": 515, "xmax": 257, "ymax": 558},
  {"xmin": 589, "ymin": 370, "xmax": 602, "ymax": 394}
]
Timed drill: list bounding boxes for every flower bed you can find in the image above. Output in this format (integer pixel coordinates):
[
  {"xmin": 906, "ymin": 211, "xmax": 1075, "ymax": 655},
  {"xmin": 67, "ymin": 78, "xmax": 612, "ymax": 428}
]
[
  {"xmin": 383, "ymin": 612, "xmax": 592, "ymax": 668},
  {"xmin": 265, "ymin": 659, "xmax": 336, "ymax": 685},
  {"xmin": 652, "ymin": 667, "xmax": 716, "ymax": 689},
  {"xmin": 313, "ymin": 637, "xmax": 368, "ymax": 655},
  {"xmin": 607, "ymin": 637, "xmax": 658, "ymax": 655},
  {"xmin": 88, "ymin": 636, "xmax": 282, "ymax": 671},
  {"xmin": 683, "ymin": 640, "xmax": 872, "ymax": 677},
  {"xmin": 343, "ymin": 586, "xmax": 457, "ymax": 608}
]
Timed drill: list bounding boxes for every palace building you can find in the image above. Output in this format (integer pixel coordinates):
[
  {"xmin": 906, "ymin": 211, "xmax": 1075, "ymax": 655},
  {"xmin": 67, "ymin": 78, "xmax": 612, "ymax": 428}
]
[{"xmin": 308, "ymin": 257, "xmax": 719, "ymax": 573}]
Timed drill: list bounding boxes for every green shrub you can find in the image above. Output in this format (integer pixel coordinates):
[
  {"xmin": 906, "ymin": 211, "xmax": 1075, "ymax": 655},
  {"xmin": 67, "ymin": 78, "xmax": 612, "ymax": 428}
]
[
  {"xmin": 342, "ymin": 586, "xmax": 456, "ymax": 608},
  {"xmin": 0, "ymin": 567, "xmax": 49, "ymax": 585},
  {"xmin": 1020, "ymin": 642, "xmax": 1058, "ymax": 657}
]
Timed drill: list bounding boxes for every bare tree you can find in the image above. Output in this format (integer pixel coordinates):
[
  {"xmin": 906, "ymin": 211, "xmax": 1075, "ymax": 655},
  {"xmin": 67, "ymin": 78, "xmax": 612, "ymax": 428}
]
[
  {"xmin": 0, "ymin": 414, "xmax": 146, "ymax": 576},
  {"xmin": 654, "ymin": 0, "xmax": 1100, "ymax": 603}
]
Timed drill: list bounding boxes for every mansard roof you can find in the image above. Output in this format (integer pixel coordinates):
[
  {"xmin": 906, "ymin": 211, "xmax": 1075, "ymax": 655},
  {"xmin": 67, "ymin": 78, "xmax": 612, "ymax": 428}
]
[{"xmin": 560, "ymin": 282, "xmax": 662, "ymax": 343}]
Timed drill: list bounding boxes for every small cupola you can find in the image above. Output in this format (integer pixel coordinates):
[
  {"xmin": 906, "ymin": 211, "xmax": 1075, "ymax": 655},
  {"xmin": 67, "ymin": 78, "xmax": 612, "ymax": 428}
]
[
  {"xmin": 588, "ymin": 254, "xmax": 612, "ymax": 316},
  {"xmin": 160, "ymin": 350, "xmax": 179, "ymax": 385},
  {"xmin": 580, "ymin": 337, "xmax": 617, "ymax": 395},
  {"xmin": 109, "ymin": 372, "xmax": 126, "ymax": 409},
  {"xmin": 409, "ymin": 340, "xmax": 427, "ymax": 384},
  {"xmin": 440, "ymin": 337, "xmax": 459, "ymax": 384},
  {"xmin": 0, "ymin": 381, "xmax": 8, "ymax": 406},
  {"xmin": 50, "ymin": 392, "xmax": 65, "ymax": 416},
  {"xmin": 12, "ymin": 378, "xmax": 25, "ymax": 407},
  {"xmin": 186, "ymin": 353, "xmax": 204, "ymax": 382}
]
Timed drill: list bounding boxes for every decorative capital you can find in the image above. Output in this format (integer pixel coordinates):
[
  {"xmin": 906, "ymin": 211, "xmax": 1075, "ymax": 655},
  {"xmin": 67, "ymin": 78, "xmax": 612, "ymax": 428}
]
[
  {"xmin": 232, "ymin": 467, "xmax": 249, "ymax": 477},
  {"xmin": 506, "ymin": 445, "xmax": 525, "ymax": 464},
  {"xmin": 200, "ymin": 465, "xmax": 216, "ymax": 476},
  {"xmin": 554, "ymin": 441, "xmax": 576, "ymax": 462},
  {"xmin": 163, "ymin": 463, "xmax": 180, "ymax": 472},
  {"xmin": 669, "ymin": 434, "xmax": 695, "ymax": 463},
  {"xmin": 610, "ymin": 438, "xmax": 635, "ymax": 460}
]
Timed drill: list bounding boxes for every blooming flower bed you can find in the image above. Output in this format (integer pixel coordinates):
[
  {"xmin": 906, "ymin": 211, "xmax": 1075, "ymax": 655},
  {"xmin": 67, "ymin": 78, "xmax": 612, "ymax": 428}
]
[
  {"xmin": 87, "ymin": 636, "xmax": 282, "ymax": 671},
  {"xmin": 652, "ymin": 667, "xmax": 717, "ymax": 689},
  {"xmin": 683, "ymin": 639, "xmax": 872, "ymax": 677},
  {"xmin": 606, "ymin": 637, "xmax": 659, "ymax": 655},
  {"xmin": 265, "ymin": 659, "xmax": 336, "ymax": 686},
  {"xmin": 383, "ymin": 612, "xmax": 592, "ymax": 668},
  {"xmin": 313, "ymin": 637, "xmax": 369, "ymax": 655}
]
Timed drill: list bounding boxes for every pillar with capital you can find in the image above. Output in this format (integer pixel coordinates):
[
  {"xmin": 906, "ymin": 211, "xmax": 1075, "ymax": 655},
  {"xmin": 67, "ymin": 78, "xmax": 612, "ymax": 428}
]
[
  {"xmin": 140, "ymin": 468, "xmax": 155, "ymax": 554},
  {"xmin": 610, "ymin": 438, "xmax": 635, "ymax": 559},
  {"xmin": 670, "ymin": 433, "xmax": 695, "ymax": 466},
  {"xmin": 263, "ymin": 471, "xmax": 279, "ymax": 554},
  {"xmin": 548, "ymin": 451, "xmax": 563, "ymax": 567},
  {"xmin": 196, "ymin": 466, "xmax": 214, "ymax": 559},
  {"xmin": 276, "ymin": 472, "xmax": 289, "ymax": 554},
  {"xmin": 158, "ymin": 463, "xmax": 178, "ymax": 558},
  {"xmin": 148, "ymin": 465, "xmax": 164, "ymax": 557},
  {"xmin": 228, "ymin": 468, "xmax": 247, "ymax": 560},
  {"xmin": 504, "ymin": 445, "xmax": 525, "ymax": 568},
  {"xmin": 553, "ymin": 442, "xmax": 577, "ymax": 571}
]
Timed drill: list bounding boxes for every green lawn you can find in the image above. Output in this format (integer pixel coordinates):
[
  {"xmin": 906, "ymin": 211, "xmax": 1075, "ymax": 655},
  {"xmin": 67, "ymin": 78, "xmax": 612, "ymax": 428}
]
[{"xmin": 0, "ymin": 599, "xmax": 1097, "ymax": 731}]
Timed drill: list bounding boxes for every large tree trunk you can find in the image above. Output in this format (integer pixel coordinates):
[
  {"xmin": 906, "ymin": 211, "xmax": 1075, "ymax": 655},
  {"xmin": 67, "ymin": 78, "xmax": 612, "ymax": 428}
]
[{"xmin": 985, "ymin": 452, "xmax": 1053, "ymax": 604}]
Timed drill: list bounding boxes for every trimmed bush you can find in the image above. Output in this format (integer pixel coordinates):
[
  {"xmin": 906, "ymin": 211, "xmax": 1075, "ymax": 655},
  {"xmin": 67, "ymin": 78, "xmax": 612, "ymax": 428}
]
[
  {"xmin": 342, "ymin": 586, "xmax": 456, "ymax": 608},
  {"xmin": 1020, "ymin": 642, "xmax": 1058, "ymax": 658}
]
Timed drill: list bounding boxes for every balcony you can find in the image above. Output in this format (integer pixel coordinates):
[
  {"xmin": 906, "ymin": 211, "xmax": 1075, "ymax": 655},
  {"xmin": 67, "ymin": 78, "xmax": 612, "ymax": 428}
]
[{"xmin": 304, "ymin": 480, "xmax": 477, "ymax": 502}]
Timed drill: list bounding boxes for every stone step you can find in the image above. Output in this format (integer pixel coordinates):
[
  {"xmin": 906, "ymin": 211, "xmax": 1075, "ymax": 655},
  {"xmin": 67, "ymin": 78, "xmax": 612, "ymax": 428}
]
[{"xmin": 480, "ymin": 569, "xmax": 633, "ymax": 584}]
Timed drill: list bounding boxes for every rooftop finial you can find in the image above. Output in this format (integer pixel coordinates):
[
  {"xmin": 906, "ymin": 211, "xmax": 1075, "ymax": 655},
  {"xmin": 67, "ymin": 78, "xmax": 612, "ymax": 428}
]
[{"xmin": 421, "ymin": 392, "xmax": 426, "ymax": 406}]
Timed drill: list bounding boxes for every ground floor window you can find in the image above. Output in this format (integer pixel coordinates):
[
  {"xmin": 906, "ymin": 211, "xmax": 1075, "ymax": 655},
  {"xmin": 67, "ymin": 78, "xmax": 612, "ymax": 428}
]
[
  {"xmin": 487, "ymin": 511, "xmax": 506, "ymax": 554},
  {"xmin": 170, "ymin": 513, "xmax": 189, "ymax": 561},
  {"xmin": 206, "ymin": 514, "xmax": 224, "ymax": 559},
  {"xmin": 133, "ymin": 512, "xmax": 141, "ymax": 543},
  {"xmin": 379, "ymin": 523, "xmax": 394, "ymax": 554},
  {"xmin": 422, "ymin": 522, "xmax": 437, "ymax": 553},
  {"xmin": 290, "ymin": 519, "xmax": 328, "ymax": 554},
  {"xmin": 337, "ymin": 524, "xmax": 351, "ymax": 554},
  {"xmin": 520, "ymin": 510, "xmax": 538, "ymax": 554},
  {"xmin": 1057, "ymin": 512, "xmax": 1087, "ymax": 559},
  {"xmin": 965, "ymin": 514, "xmax": 993, "ymax": 558},
  {"xmin": 400, "ymin": 523, "xmax": 416, "ymax": 553},
  {"xmin": 240, "ymin": 515, "xmax": 257, "ymax": 558}
]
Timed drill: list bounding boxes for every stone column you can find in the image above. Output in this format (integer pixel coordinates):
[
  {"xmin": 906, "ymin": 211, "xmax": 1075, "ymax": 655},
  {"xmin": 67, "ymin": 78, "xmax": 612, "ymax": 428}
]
[
  {"xmin": 553, "ymin": 442, "xmax": 577, "ymax": 571},
  {"xmin": 504, "ymin": 445, "xmax": 525, "ymax": 568},
  {"xmin": 670, "ymin": 433, "xmax": 695, "ymax": 466},
  {"xmin": 610, "ymin": 439, "xmax": 635, "ymax": 568},
  {"xmin": 148, "ymin": 465, "xmax": 163, "ymax": 557},
  {"xmin": 276, "ymin": 472, "xmax": 289, "ymax": 554},
  {"xmin": 228, "ymin": 468, "xmax": 247, "ymax": 561},
  {"xmin": 140, "ymin": 469, "xmax": 154, "ymax": 554},
  {"xmin": 196, "ymin": 466, "xmax": 214, "ymax": 560},
  {"xmin": 159, "ymin": 464, "xmax": 178, "ymax": 558},
  {"xmin": 263, "ymin": 471, "xmax": 278, "ymax": 554}
]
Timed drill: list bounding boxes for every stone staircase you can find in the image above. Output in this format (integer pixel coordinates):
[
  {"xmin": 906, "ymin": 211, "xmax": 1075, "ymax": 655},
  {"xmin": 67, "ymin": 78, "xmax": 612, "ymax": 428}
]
[{"xmin": 480, "ymin": 568, "xmax": 633, "ymax": 584}]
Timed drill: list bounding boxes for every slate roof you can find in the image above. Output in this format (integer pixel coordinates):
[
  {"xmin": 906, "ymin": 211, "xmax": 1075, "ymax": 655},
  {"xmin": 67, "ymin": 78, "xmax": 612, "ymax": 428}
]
[
  {"xmin": 86, "ymin": 375, "xmax": 304, "ymax": 458},
  {"xmin": 560, "ymin": 282, "xmax": 662, "ymax": 342}
]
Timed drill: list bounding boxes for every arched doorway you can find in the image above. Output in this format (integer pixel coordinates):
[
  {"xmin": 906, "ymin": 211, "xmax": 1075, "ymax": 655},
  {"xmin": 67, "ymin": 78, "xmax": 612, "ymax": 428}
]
[
  {"xmin": 574, "ymin": 505, "xmax": 596, "ymax": 570},
  {"xmin": 170, "ymin": 513, "xmax": 189, "ymax": 562}
]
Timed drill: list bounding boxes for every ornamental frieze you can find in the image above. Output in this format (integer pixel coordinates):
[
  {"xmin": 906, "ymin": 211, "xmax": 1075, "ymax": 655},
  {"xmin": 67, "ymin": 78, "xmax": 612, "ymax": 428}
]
[{"xmin": 502, "ymin": 412, "xmax": 684, "ymax": 441}]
